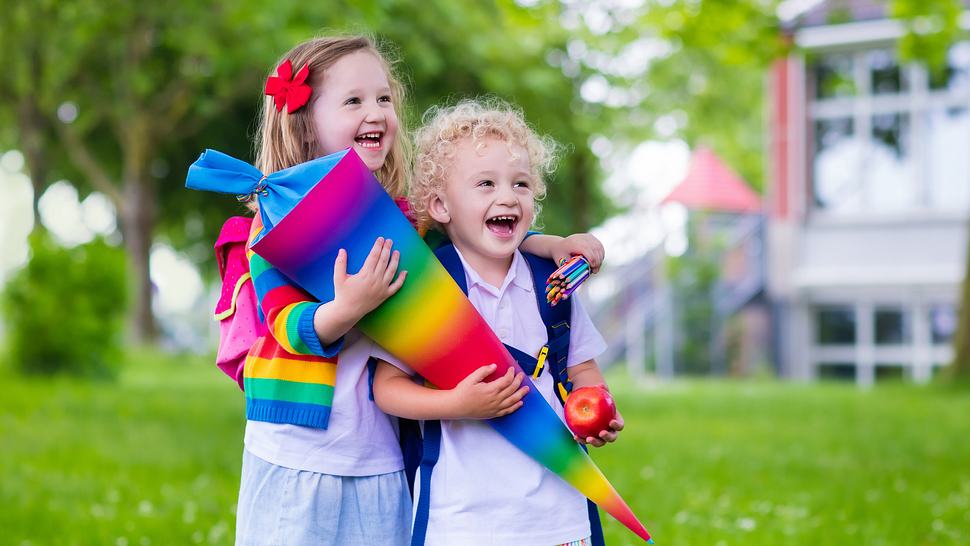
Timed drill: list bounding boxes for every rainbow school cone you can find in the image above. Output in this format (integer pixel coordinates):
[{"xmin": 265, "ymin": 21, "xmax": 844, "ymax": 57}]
[{"xmin": 187, "ymin": 148, "xmax": 652, "ymax": 542}]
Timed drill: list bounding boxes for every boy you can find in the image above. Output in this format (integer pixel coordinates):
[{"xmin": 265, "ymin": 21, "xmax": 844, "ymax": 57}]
[{"xmin": 373, "ymin": 99, "xmax": 622, "ymax": 546}]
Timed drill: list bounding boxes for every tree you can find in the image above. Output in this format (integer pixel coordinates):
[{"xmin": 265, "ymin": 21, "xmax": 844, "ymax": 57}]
[
  {"xmin": 2, "ymin": 1, "xmax": 616, "ymax": 344},
  {"xmin": 0, "ymin": 1, "xmax": 318, "ymax": 341}
]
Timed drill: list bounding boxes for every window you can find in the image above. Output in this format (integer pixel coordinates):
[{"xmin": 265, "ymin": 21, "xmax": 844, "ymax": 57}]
[
  {"xmin": 808, "ymin": 42, "xmax": 970, "ymax": 215},
  {"xmin": 817, "ymin": 362, "xmax": 855, "ymax": 380},
  {"xmin": 816, "ymin": 306, "xmax": 856, "ymax": 345},
  {"xmin": 930, "ymin": 304, "xmax": 957, "ymax": 345},
  {"xmin": 874, "ymin": 307, "xmax": 910, "ymax": 345}
]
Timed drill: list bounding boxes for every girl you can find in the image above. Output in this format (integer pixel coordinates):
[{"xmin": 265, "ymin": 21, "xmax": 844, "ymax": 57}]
[{"xmin": 229, "ymin": 36, "xmax": 604, "ymax": 545}]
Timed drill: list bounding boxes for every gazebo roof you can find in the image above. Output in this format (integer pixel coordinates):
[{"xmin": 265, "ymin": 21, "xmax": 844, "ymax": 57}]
[{"xmin": 662, "ymin": 147, "xmax": 761, "ymax": 214}]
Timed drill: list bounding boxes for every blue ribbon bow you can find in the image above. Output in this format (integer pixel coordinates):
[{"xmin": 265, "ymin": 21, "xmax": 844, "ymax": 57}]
[{"xmin": 185, "ymin": 148, "xmax": 350, "ymax": 238}]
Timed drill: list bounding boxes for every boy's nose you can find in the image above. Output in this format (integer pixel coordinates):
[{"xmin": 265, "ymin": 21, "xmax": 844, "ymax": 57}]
[{"xmin": 496, "ymin": 185, "xmax": 518, "ymax": 205}]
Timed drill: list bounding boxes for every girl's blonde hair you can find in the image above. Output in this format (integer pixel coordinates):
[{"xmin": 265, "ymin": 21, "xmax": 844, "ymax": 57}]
[
  {"xmin": 253, "ymin": 35, "xmax": 410, "ymax": 201},
  {"xmin": 410, "ymin": 98, "xmax": 559, "ymax": 231}
]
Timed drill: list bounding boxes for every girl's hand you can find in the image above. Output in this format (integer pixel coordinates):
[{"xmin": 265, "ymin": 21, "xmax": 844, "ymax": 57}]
[
  {"xmin": 448, "ymin": 364, "xmax": 529, "ymax": 419},
  {"xmin": 554, "ymin": 233, "xmax": 605, "ymax": 274},
  {"xmin": 332, "ymin": 237, "xmax": 407, "ymax": 321},
  {"xmin": 575, "ymin": 411, "xmax": 624, "ymax": 448}
]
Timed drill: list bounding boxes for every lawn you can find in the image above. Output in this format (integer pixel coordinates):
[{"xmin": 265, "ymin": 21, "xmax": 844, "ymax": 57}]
[{"xmin": 2, "ymin": 351, "xmax": 968, "ymax": 545}]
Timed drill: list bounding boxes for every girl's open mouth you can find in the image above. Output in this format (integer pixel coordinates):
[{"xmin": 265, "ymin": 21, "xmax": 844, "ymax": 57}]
[
  {"xmin": 355, "ymin": 132, "xmax": 383, "ymax": 150},
  {"xmin": 485, "ymin": 215, "xmax": 518, "ymax": 237}
]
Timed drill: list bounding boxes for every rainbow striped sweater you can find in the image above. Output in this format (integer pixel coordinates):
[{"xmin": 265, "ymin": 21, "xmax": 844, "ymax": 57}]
[{"xmin": 243, "ymin": 213, "xmax": 343, "ymax": 429}]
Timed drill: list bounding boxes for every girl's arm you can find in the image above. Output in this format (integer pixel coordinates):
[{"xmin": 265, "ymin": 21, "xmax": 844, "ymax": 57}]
[
  {"xmin": 519, "ymin": 233, "xmax": 605, "ymax": 273},
  {"xmin": 313, "ymin": 238, "xmax": 407, "ymax": 344},
  {"xmin": 254, "ymin": 237, "xmax": 404, "ymax": 355},
  {"xmin": 567, "ymin": 359, "xmax": 624, "ymax": 447},
  {"xmin": 373, "ymin": 361, "xmax": 529, "ymax": 420}
]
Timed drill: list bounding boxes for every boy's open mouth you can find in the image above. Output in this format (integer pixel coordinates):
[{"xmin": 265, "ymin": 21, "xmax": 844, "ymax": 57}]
[
  {"xmin": 485, "ymin": 214, "xmax": 518, "ymax": 237},
  {"xmin": 355, "ymin": 132, "xmax": 383, "ymax": 150}
]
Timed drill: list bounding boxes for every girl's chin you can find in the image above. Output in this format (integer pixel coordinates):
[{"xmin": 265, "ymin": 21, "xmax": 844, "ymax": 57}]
[{"xmin": 356, "ymin": 150, "xmax": 388, "ymax": 171}]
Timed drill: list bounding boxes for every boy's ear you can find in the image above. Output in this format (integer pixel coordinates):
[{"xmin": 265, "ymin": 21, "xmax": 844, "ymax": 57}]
[{"xmin": 428, "ymin": 193, "xmax": 451, "ymax": 225}]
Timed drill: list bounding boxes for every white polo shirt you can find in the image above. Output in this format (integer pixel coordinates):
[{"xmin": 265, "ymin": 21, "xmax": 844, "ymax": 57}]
[{"xmin": 406, "ymin": 249, "xmax": 609, "ymax": 546}]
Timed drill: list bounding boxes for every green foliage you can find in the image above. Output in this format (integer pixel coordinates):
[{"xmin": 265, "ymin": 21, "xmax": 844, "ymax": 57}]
[
  {"xmin": 891, "ymin": 0, "xmax": 964, "ymax": 73},
  {"xmin": 2, "ymin": 234, "xmax": 127, "ymax": 378}
]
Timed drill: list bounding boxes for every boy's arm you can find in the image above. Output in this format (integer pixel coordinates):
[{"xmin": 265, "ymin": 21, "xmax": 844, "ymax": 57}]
[
  {"xmin": 373, "ymin": 361, "xmax": 529, "ymax": 420},
  {"xmin": 519, "ymin": 233, "xmax": 605, "ymax": 273},
  {"xmin": 567, "ymin": 360, "xmax": 625, "ymax": 447}
]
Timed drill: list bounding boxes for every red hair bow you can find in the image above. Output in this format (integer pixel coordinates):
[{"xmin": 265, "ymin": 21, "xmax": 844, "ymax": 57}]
[{"xmin": 265, "ymin": 60, "xmax": 312, "ymax": 114}]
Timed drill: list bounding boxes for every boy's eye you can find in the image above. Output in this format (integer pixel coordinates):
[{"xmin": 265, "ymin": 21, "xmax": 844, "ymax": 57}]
[
  {"xmin": 344, "ymin": 97, "xmax": 361, "ymax": 105},
  {"xmin": 478, "ymin": 180, "xmax": 494, "ymax": 187}
]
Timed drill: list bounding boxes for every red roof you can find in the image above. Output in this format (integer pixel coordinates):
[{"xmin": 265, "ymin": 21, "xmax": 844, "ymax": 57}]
[{"xmin": 662, "ymin": 147, "xmax": 761, "ymax": 214}]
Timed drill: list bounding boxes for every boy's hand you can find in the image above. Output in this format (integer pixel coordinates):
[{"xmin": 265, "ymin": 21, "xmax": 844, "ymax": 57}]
[
  {"xmin": 449, "ymin": 364, "xmax": 529, "ymax": 419},
  {"xmin": 332, "ymin": 237, "xmax": 407, "ymax": 321},
  {"xmin": 554, "ymin": 233, "xmax": 605, "ymax": 274},
  {"xmin": 575, "ymin": 411, "xmax": 624, "ymax": 447}
]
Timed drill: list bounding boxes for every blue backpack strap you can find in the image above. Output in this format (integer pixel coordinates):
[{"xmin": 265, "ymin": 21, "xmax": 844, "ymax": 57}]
[
  {"xmin": 409, "ymin": 244, "xmax": 465, "ymax": 545},
  {"xmin": 433, "ymin": 244, "xmax": 468, "ymax": 294},
  {"xmin": 521, "ymin": 253, "xmax": 605, "ymax": 546},
  {"xmin": 521, "ymin": 253, "xmax": 573, "ymax": 404},
  {"xmin": 410, "ymin": 420, "xmax": 441, "ymax": 546},
  {"xmin": 399, "ymin": 415, "xmax": 422, "ymax": 496}
]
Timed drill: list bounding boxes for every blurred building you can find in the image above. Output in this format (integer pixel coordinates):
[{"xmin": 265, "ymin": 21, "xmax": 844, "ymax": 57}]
[{"xmin": 767, "ymin": 0, "xmax": 970, "ymax": 384}]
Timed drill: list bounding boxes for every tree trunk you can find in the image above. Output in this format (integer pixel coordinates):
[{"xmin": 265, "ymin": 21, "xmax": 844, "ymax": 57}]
[
  {"xmin": 950, "ymin": 223, "xmax": 970, "ymax": 382},
  {"xmin": 16, "ymin": 90, "xmax": 48, "ymax": 225},
  {"xmin": 120, "ymin": 175, "xmax": 157, "ymax": 344},
  {"xmin": 571, "ymin": 152, "xmax": 591, "ymax": 231}
]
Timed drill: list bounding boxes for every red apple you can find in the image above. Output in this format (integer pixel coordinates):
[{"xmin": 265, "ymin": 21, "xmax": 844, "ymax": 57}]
[{"xmin": 564, "ymin": 385, "xmax": 617, "ymax": 439}]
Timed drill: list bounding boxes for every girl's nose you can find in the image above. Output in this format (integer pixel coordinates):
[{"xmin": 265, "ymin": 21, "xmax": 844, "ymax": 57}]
[{"xmin": 364, "ymin": 102, "xmax": 386, "ymax": 123}]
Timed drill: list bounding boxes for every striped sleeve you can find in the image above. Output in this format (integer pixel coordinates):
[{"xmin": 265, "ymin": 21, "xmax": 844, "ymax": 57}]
[{"xmin": 247, "ymin": 222, "xmax": 343, "ymax": 357}]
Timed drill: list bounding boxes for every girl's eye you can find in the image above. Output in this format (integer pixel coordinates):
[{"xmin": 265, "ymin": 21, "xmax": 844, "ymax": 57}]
[
  {"xmin": 478, "ymin": 180, "xmax": 494, "ymax": 187},
  {"xmin": 344, "ymin": 97, "xmax": 361, "ymax": 105},
  {"xmin": 514, "ymin": 181, "xmax": 531, "ymax": 189},
  {"xmin": 378, "ymin": 95, "xmax": 392, "ymax": 103}
]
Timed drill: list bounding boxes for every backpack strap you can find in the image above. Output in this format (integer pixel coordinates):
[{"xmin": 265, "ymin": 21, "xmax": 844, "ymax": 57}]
[
  {"xmin": 433, "ymin": 243, "xmax": 468, "ymax": 294},
  {"xmin": 521, "ymin": 253, "xmax": 573, "ymax": 404},
  {"xmin": 408, "ymin": 244, "xmax": 464, "ymax": 545},
  {"xmin": 521, "ymin": 253, "xmax": 605, "ymax": 546},
  {"xmin": 410, "ymin": 419, "xmax": 441, "ymax": 546}
]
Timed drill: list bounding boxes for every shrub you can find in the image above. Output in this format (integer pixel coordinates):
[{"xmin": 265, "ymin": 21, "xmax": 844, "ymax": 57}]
[{"xmin": 2, "ymin": 233, "xmax": 127, "ymax": 378}]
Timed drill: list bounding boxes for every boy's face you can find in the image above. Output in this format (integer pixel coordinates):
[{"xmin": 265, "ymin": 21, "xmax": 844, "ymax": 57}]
[
  {"xmin": 311, "ymin": 50, "xmax": 398, "ymax": 173},
  {"xmin": 429, "ymin": 136, "xmax": 536, "ymax": 262}
]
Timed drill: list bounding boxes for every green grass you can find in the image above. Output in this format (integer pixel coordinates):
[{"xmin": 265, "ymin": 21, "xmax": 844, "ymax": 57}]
[
  {"xmin": 0, "ymin": 351, "xmax": 245, "ymax": 546},
  {"xmin": 596, "ymin": 376, "xmax": 970, "ymax": 546},
  {"xmin": 2, "ymin": 353, "xmax": 968, "ymax": 545}
]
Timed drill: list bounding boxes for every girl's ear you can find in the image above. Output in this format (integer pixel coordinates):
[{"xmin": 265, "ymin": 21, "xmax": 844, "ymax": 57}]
[{"xmin": 428, "ymin": 193, "xmax": 451, "ymax": 225}]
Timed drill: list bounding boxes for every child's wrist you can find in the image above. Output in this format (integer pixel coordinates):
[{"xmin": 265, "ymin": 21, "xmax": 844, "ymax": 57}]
[
  {"xmin": 324, "ymin": 297, "xmax": 363, "ymax": 329},
  {"xmin": 441, "ymin": 388, "xmax": 467, "ymax": 419}
]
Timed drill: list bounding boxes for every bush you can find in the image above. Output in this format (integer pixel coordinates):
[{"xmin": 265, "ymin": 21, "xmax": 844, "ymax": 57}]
[{"xmin": 2, "ymin": 233, "xmax": 127, "ymax": 378}]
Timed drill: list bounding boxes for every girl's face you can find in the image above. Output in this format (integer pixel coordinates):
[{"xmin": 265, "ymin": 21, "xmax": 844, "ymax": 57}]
[{"xmin": 311, "ymin": 51, "xmax": 399, "ymax": 173}]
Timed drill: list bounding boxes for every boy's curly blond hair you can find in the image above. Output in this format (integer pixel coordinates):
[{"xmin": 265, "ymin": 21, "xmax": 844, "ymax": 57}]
[{"xmin": 410, "ymin": 98, "xmax": 560, "ymax": 231}]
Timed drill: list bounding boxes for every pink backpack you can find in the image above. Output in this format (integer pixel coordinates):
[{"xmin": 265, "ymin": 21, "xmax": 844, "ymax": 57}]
[{"xmin": 213, "ymin": 216, "xmax": 267, "ymax": 390}]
